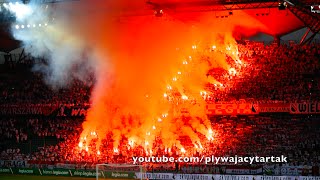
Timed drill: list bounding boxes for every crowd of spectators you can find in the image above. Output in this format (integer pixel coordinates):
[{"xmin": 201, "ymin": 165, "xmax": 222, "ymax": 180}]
[
  {"xmin": 0, "ymin": 42, "xmax": 319, "ymax": 106},
  {"xmin": 0, "ymin": 115, "xmax": 319, "ymax": 173},
  {"xmin": 0, "ymin": 70, "xmax": 92, "ymax": 106},
  {"xmin": 0, "ymin": 41, "xmax": 320, "ymax": 174},
  {"xmin": 205, "ymin": 41, "xmax": 320, "ymax": 103}
]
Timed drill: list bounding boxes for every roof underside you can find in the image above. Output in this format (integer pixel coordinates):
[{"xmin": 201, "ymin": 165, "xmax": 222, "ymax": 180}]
[{"xmin": 0, "ymin": 0, "xmax": 308, "ymax": 52}]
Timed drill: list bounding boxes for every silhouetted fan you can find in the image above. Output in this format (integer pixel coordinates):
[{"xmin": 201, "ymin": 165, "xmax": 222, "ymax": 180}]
[{"xmin": 251, "ymin": 104, "xmax": 256, "ymax": 113}]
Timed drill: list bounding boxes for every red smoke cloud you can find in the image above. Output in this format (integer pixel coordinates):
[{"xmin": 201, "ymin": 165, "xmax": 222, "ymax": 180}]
[{"xmin": 53, "ymin": 0, "xmax": 270, "ymax": 154}]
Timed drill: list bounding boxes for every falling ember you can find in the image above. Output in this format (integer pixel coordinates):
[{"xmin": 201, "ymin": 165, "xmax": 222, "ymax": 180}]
[
  {"xmin": 229, "ymin": 68, "xmax": 236, "ymax": 75},
  {"xmin": 199, "ymin": 144, "xmax": 203, "ymax": 149},
  {"xmin": 97, "ymin": 150, "xmax": 100, "ymax": 155},
  {"xmin": 113, "ymin": 148, "xmax": 118, "ymax": 153},
  {"xmin": 90, "ymin": 131, "xmax": 97, "ymax": 136},
  {"xmin": 85, "ymin": 146, "xmax": 88, "ymax": 152},
  {"xmin": 200, "ymin": 91, "xmax": 207, "ymax": 96},
  {"xmin": 181, "ymin": 95, "xmax": 188, "ymax": 100},
  {"xmin": 128, "ymin": 139, "xmax": 134, "ymax": 147},
  {"xmin": 78, "ymin": 142, "xmax": 83, "ymax": 148},
  {"xmin": 162, "ymin": 113, "xmax": 168, "ymax": 118},
  {"xmin": 181, "ymin": 148, "xmax": 186, "ymax": 153}
]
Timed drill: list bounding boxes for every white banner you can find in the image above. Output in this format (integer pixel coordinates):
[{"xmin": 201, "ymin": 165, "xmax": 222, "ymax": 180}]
[
  {"xmin": 0, "ymin": 160, "xmax": 28, "ymax": 167},
  {"xmin": 139, "ymin": 173, "xmax": 173, "ymax": 179},
  {"xmin": 264, "ymin": 166, "xmax": 311, "ymax": 176},
  {"xmin": 136, "ymin": 173, "xmax": 320, "ymax": 180},
  {"xmin": 225, "ymin": 168, "xmax": 263, "ymax": 175}
]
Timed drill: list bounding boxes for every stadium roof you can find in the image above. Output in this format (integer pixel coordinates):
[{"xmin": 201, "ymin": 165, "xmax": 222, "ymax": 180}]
[
  {"xmin": 0, "ymin": 25, "xmax": 20, "ymax": 53},
  {"xmin": 0, "ymin": 0, "xmax": 318, "ymax": 52}
]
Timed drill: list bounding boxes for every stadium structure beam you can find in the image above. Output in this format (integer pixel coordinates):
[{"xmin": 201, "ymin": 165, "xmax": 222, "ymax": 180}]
[
  {"xmin": 148, "ymin": 1, "xmax": 279, "ymax": 12},
  {"xmin": 299, "ymin": 28, "xmax": 311, "ymax": 44},
  {"xmin": 18, "ymin": 48, "xmax": 26, "ymax": 63},
  {"xmin": 147, "ymin": 0, "xmax": 314, "ymax": 12},
  {"xmin": 284, "ymin": 0, "xmax": 320, "ymax": 35},
  {"xmin": 301, "ymin": 30, "xmax": 319, "ymax": 45}
]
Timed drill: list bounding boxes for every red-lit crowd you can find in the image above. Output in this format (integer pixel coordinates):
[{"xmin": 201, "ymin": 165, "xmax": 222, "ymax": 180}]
[{"xmin": 0, "ymin": 41, "xmax": 320, "ymax": 172}]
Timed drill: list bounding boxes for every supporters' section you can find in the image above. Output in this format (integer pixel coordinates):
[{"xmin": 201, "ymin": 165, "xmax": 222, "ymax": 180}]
[
  {"xmin": 0, "ymin": 0, "xmax": 320, "ymax": 179},
  {"xmin": 0, "ymin": 41, "xmax": 320, "ymax": 177}
]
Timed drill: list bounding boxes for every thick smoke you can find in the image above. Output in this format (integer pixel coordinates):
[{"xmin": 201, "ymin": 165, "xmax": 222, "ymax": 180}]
[
  {"xmin": 8, "ymin": 1, "xmax": 94, "ymax": 86},
  {"xmin": 9, "ymin": 0, "xmax": 266, "ymax": 154}
]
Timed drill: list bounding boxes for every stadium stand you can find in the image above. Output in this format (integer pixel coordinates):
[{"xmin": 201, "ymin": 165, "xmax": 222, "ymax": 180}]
[{"xmin": 0, "ymin": 41, "xmax": 320, "ymax": 175}]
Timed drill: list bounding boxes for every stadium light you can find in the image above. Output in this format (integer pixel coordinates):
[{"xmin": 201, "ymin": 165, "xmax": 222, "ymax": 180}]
[{"xmin": 13, "ymin": 22, "xmax": 49, "ymax": 30}]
